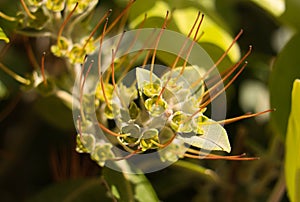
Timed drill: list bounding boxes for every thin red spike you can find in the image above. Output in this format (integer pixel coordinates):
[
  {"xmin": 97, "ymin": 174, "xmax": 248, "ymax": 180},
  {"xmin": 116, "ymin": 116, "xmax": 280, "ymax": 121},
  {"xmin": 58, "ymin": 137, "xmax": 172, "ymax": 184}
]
[
  {"xmin": 96, "ymin": 0, "xmax": 135, "ymax": 41},
  {"xmin": 124, "ymin": 13, "xmax": 147, "ymax": 54},
  {"xmin": 217, "ymin": 109, "xmax": 274, "ymax": 125},
  {"xmin": 57, "ymin": 2, "xmax": 79, "ymax": 44},
  {"xmin": 200, "ymin": 61, "xmax": 248, "ymax": 109},
  {"xmin": 150, "ymin": 132, "xmax": 176, "ymax": 148},
  {"xmin": 185, "ymin": 61, "xmax": 248, "ymax": 123},
  {"xmin": 172, "ymin": 11, "xmax": 201, "ymax": 70},
  {"xmin": 197, "ymin": 45, "xmax": 252, "ymax": 104},
  {"xmin": 184, "ymin": 153, "xmax": 259, "ymax": 160},
  {"xmin": 111, "ymin": 49, "xmax": 117, "ymax": 89},
  {"xmin": 79, "ymin": 59, "xmax": 94, "ymax": 121},
  {"xmin": 117, "ymin": 13, "xmax": 148, "ymax": 75},
  {"xmin": 41, "ymin": 52, "xmax": 47, "ymax": 85},
  {"xmin": 178, "ymin": 14, "xmax": 205, "ymax": 76},
  {"xmin": 191, "ymin": 29, "xmax": 244, "ymax": 88},
  {"xmin": 142, "ymin": 51, "xmax": 151, "ymax": 68},
  {"xmin": 100, "ymin": 72, "xmax": 111, "ymax": 109},
  {"xmin": 98, "ymin": 122, "xmax": 127, "ymax": 137},
  {"xmin": 80, "ymin": 59, "xmax": 93, "ymax": 92},
  {"xmin": 79, "ymin": 56, "xmax": 87, "ymax": 91},
  {"xmin": 187, "ymin": 148, "xmax": 245, "ymax": 157},
  {"xmin": 98, "ymin": 18, "xmax": 109, "ymax": 77},
  {"xmin": 156, "ymin": 13, "xmax": 203, "ymax": 104},
  {"xmin": 77, "ymin": 115, "xmax": 83, "ymax": 142},
  {"xmin": 112, "ymin": 149, "xmax": 141, "ymax": 161},
  {"xmin": 20, "ymin": 0, "xmax": 36, "ymax": 19},
  {"xmin": 150, "ymin": 11, "xmax": 169, "ymax": 83},
  {"xmin": 82, "ymin": 9, "xmax": 112, "ymax": 51},
  {"xmin": 105, "ymin": 31, "xmax": 126, "ymax": 83},
  {"xmin": 78, "ymin": 57, "xmax": 88, "ymax": 121}
]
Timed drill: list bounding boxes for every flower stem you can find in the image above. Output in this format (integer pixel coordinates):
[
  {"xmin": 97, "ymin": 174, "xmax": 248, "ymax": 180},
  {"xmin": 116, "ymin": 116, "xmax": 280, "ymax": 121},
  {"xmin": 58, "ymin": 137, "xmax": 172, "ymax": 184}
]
[
  {"xmin": 20, "ymin": 0, "xmax": 36, "ymax": 20},
  {"xmin": 0, "ymin": 62, "xmax": 31, "ymax": 85},
  {"xmin": 0, "ymin": 11, "xmax": 17, "ymax": 21}
]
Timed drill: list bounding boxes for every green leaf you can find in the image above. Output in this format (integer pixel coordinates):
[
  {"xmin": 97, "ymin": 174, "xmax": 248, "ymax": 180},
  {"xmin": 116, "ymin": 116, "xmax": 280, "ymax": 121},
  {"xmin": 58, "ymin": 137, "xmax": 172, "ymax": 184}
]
[
  {"xmin": 0, "ymin": 27, "xmax": 9, "ymax": 43},
  {"xmin": 103, "ymin": 167, "xmax": 159, "ymax": 202},
  {"xmin": 27, "ymin": 178, "xmax": 109, "ymax": 202},
  {"xmin": 280, "ymin": 0, "xmax": 300, "ymax": 29},
  {"xmin": 270, "ymin": 33, "xmax": 300, "ymax": 136},
  {"xmin": 172, "ymin": 7, "xmax": 240, "ymax": 63},
  {"xmin": 178, "ymin": 117, "xmax": 231, "ymax": 153},
  {"xmin": 174, "ymin": 160, "xmax": 220, "ymax": 182},
  {"xmin": 128, "ymin": 0, "xmax": 240, "ymax": 63},
  {"xmin": 250, "ymin": 0, "xmax": 285, "ymax": 17},
  {"xmin": 285, "ymin": 79, "xmax": 300, "ymax": 202}
]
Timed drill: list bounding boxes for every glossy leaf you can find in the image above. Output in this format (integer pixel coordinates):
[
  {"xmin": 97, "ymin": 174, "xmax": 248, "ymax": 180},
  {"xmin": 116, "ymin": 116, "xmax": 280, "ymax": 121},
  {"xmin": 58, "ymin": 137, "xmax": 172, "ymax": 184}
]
[
  {"xmin": 270, "ymin": 33, "xmax": 300, "ymax": 136},
  {"xmin": 285, "ymin": 79, "xmax": 300, "ymax": 202}
]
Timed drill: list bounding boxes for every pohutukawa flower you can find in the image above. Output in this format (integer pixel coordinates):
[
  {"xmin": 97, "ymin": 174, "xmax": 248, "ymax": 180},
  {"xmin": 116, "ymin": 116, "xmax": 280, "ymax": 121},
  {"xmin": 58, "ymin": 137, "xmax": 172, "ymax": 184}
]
[{"xmin": 71, "ymin": 0, "xmax": 273, "ymax": 170}]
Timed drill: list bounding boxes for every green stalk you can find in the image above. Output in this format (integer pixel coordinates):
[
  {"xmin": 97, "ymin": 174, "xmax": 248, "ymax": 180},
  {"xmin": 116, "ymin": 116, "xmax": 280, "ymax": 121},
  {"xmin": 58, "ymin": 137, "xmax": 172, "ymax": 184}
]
[{"xmin": 0, "ymin": 63, "xmax": 31, "ymax": 85}]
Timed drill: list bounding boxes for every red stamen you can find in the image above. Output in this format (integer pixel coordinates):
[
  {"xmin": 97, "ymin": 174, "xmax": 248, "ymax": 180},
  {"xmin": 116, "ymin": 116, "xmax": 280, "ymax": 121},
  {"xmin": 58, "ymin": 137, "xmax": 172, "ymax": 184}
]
[
  {"xmin": 111, "ymin": 49, "xmax": 116, "ymax": 89},
  {"xmin": 191, "ymin": 29, "xmax": 244, "ymax": 89},
  {"xmin": 112, "ymin": 149, "xmax": 141, "ymax": 161},
  {"xmin": 57, "ymin": 2, "xmax": 79, "ymax": 44},
  {"xmin": 198, "ymin": 45, "xmax": 252, "ymax": 105},
  {"xmin": 150, "ymin": 11, "xmax": 169, "ymax": 83},
  {"xmin": 97, "ymin": 0, "xmax": 135, "ymax": 41},
  {"xmin": 156, "ymin": 12, "xmax": 202, "ymax": 104},
  {"xmin": 98, "ymin": 18, "xmax": 109, "ymax": 77},
  {"xmin": 98, "ymin": 122, "xmax": 127, "ymax": 137},
  {"xmin": 20, "ymin": 0, "xmax": 36, "ymax": 19},
  {"xmin": 82, "ymin": 9, "xmax": 112, "ymax": 51},
  {"xmin": 184, "ymin": 152, "xmax": 259, "ymax": 160},
  {"xmin": 41, "ymin": 52, "xmax": 47, "ymax": 85}
]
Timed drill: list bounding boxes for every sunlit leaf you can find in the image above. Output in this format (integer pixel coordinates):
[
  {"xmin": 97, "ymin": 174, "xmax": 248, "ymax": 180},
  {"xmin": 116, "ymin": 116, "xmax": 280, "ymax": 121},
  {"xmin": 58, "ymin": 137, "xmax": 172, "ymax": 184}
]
[
  {"xmin": 285, "ymin": 79, "xmax": 300, "ymax": 202},
  {"xmin": 172, "ymin": 7, "xmax": 240, "ymax": 63},
  {"xmin": 0, "ymin": 27, "xmax": 9, "ymax": 43},
  {"xmin": 128, "ymin": 0, "xmax": 240, "ymax": 63},
  {"xmin": 251, "ymin": 0, "xmax": 285, "ymax": 17},
  {"xmin": 270, "ymin": 33, "xmax": 300, "ymax": 136}
]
